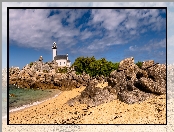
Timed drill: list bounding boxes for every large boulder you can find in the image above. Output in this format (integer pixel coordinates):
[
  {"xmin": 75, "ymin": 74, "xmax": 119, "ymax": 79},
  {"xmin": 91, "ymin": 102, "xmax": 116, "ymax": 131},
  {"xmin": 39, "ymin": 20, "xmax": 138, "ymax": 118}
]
[
  {"xmin": 117, "ymin": 89, "xmax": 155, "ymax": 104},
  {"xmin": 141, "ymin": 60, "xmax": 155, "ymax": 69},
  {"xmin": 42, "ymin": 64, "xmax": 50, "ymax": 72},
  {"xmin": 30, "ymin": 61, "xmax": 43, "ymax": 72},
  {"xmin": 135, "ymin": 77, "xmax": 166, "ymax": 95},
  {"xmin": 118, "ymin": 57, "xmax": 135, "ymax": 71},
  {"xmin": 107, "ymin": 57, "xmax": 166, "ymax": 104},
  {"xmin": 67, "ymin": 84, "xmax": 117, "ymax": 107},
  {"xmin": 146, "ymin": 64, "xmax": 166, "ymax": 82},
  {"xmin": 107, "ymin": 70, "xmax": 127, "ymax": 92}
]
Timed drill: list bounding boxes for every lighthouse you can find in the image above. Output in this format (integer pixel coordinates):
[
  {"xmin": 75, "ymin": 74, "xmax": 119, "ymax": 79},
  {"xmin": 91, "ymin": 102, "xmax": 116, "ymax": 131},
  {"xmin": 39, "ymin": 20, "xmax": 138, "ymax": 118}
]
[
  {"xmin": 52, "ymin": 42, "xmax": 71, "ymax": 67},
  {"xmin": 52, "ymin": 42, "xmax": 57, "ymax": 60}
]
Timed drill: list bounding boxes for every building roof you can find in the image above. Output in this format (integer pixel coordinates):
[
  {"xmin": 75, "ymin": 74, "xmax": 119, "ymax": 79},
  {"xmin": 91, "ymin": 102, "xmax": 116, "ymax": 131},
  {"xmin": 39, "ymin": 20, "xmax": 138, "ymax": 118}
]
[
  {"xmin": 67, "ymin": 60, "xmax": 71, "ymax": 62},
  {"xmin": 54, "ymin": 55, "xmax": 67, "ymax": 60}
]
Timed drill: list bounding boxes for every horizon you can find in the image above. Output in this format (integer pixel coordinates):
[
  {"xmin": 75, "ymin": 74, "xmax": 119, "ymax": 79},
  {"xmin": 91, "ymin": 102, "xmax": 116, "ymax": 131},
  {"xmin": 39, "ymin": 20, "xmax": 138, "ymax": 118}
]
[{"xmin": 9, "ymin": 8, "xmax": 166, "ymax": 69}]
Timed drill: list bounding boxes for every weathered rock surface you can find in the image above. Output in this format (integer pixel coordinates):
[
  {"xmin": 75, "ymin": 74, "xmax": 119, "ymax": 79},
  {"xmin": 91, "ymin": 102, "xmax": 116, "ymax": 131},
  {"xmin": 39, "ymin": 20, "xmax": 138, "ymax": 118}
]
[
  {"xmin": 9, "ymin": 60, "xmax": 91, "ymax": 91},
  {"xmin": 117, "ymin": 89, "xmax": 155, "ymax": 104},
  {"xmin": 9, "ymin": 57, "xmax": 166, "ymax": 105},
  {"xmin": 107, "ymin": 57, "xmax": 166, "ymax": 104},
  {"xmin": 141, "ymin": 60, "xmax": 155, "ymax": 69},
  {"xmin": 135, "ymin": 77, "xmax": 166, "ymax": 95},
  {"xmin": 67, "ymin": 84, "xmax": 117, "ymax": 107}
]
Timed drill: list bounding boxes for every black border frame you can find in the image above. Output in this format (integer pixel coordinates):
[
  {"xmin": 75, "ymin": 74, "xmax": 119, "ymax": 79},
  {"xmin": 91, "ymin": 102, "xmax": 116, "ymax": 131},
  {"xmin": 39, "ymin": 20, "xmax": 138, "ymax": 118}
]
[{"xmin": 7, "ymin": 7, "xmax": 167, "ymax": 125}]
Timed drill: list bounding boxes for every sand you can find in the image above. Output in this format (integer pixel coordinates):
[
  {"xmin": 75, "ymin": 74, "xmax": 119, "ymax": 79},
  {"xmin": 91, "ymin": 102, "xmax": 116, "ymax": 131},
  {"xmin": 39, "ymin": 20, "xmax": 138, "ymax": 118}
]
[{"xmin": 9, "ymin": 83, "xmax": 166, "ymax": 124}]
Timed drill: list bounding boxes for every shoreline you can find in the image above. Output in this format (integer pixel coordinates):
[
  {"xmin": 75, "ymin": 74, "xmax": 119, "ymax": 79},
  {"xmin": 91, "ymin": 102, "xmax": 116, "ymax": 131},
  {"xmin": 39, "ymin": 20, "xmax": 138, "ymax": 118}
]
[
  {"xmin": 8, "ymin": 88, "xmax": 62, "ymax": 111},
  {"xmin": 4, "ymin": 91, "xmax": 62, "ymax": 119},
  {"xmin": 8, "ymin": 86, "xmax": 86, "ymax": 124},
  {"xmin": 8, "ymin": 85, "xmax": 166, "ymax": 124}
]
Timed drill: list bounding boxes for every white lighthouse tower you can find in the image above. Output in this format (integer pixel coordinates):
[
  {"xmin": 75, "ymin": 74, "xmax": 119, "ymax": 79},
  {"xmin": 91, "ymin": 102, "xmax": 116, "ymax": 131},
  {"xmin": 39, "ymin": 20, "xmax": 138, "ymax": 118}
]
[{"xmin": 52, "ymin": 42, "xmax": 57, "ymax": 60}]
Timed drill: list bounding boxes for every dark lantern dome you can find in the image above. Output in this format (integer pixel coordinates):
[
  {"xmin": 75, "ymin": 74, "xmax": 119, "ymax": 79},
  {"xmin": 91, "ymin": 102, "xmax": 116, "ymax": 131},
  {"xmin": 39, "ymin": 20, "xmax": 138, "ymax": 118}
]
[{"xmin": 52, "ymin": 42, "xmax": 57, "ymax": 49}]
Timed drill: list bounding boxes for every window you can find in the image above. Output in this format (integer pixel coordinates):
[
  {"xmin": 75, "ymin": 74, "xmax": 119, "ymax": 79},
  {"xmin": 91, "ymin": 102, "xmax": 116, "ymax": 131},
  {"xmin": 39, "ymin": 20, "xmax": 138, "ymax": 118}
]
[
  {"xmin": 64, "ymin": 62, "xmax": 65, "ymax": 64},
  {"xmin": 60, "ymin": 62, "xmax": 61, "ymax": 65}
]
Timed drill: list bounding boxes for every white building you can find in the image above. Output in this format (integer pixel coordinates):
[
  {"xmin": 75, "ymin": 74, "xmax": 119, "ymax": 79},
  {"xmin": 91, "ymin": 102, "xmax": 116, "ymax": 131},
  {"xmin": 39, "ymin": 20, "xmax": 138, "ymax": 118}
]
[{"xmin": 52, "ymin": 42, "xmax": 71, "ymax": 67}]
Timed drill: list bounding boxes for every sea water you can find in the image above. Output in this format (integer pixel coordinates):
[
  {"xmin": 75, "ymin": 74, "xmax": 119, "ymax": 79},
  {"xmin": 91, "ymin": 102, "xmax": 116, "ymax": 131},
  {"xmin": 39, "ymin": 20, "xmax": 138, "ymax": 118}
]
[
  {"xmin": 9, "ymin": 85, "xmax": 61, "ymax": 110},
  {"xmin": 2, "ymin": 85, "xmax": 61, "ymax": 117}
]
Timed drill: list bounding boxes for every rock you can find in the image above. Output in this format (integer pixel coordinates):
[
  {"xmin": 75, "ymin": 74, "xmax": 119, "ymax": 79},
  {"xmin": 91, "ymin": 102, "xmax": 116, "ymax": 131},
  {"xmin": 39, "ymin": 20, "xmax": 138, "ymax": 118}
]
[
  {"xmin": 117, "ymin": 89, "xmax": 154, "ymax": 104},
  {"xmin": 8, "ymin": 57, "xmax": 166, "ymax": 106},
  {"xmin": 89, "ymin": 78, "xmax": 98, "ymax": 86},
  {"xmin": 69, "ymin": 84, "xmax": 118, "ymax": 107},
  {"xmin": 141, "ymin": 60, "xmax": 154, "ymax": 69},
  {"xmin": 118, "ymin": 57, "xmax": 134, "ymax": 71},
  {"xmin": 135, "ymin": 77, "xmax": 166, "ymax": 95},
  {"xmin": 39, "ymin": 56, "xmax": 43, "ymax": 61},
  {"xmin": 107, "ymin": 70, "xmax": 127, "ymax": 92},
  {"xmin": 9, "ymin": 93, "xmax": 16, "ymax": 97},
  {"xmin": 146, "ymin": 64, "xmax": 166, "ymax": 82},
  {"xmin": 107, "ymin": 57, "xmax": 166, "ymax": 104},
  {"xmin": 42, "ymin": 64, "xmax": 50, "ymax": 72}
]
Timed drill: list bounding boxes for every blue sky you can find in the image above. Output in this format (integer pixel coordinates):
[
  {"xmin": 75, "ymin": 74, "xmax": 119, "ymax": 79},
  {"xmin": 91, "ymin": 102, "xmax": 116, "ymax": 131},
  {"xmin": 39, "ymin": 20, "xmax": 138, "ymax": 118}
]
[
  {"xmin": 8, "ymin": 8, "xmax": 166, "ymax": 69},
  {"xmin": 2, "ymin": 2, "xmax": 174, "ymax": 70}
]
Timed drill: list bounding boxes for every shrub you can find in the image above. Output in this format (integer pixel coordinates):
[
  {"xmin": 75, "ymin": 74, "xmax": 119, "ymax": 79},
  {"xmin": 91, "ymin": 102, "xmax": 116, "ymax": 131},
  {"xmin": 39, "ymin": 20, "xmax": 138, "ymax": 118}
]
[
  {"xmin": 72, "ymin": 56, "xmax": 119, "ymax": 77},
  {"xmin": 57, "ymin": 67, "xmax": 68, "ymax": 73},
  {"xmin": 29, "ymin": 62, "xmax": 33, "ymax": 68},
  {"xmin": 136, "ymin": 61, "xmax": 143, "ymax": 69}
]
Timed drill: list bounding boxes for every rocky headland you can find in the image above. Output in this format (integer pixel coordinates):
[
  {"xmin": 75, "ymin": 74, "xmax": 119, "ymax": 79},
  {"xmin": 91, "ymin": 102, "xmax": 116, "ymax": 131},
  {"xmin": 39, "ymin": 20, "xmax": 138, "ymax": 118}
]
[
  {"xmin": 9, "ymin": 57, "xmax": 166, "ymax": 106},
  {"xmin": 9, "ymin": 57, "xmax": 166, "ymax": 124}
]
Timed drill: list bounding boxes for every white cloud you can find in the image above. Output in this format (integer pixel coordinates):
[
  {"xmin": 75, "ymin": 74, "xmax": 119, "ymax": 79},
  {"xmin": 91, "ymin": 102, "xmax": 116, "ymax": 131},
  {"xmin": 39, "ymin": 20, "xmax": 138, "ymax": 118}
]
[
  {"xmin": 2, "ymin": 3, "xmax": 169, "ymax": 59},
  {"xmin": 80, "ymin": 29, "xmax": 93, "ymax": 40},
  {"xmin": 91, "ymin": 9, "xmax": 126, "ymax": 30},
  {"xmin": 128, "ymin": 39, "xmax": 166, "ymax": 52},
  {"xmin": 124, "ymin": 18, "xmax": 137, "ymax": 30},
  {"xmin": 129, "ymin": 45, "xmax": 137, "ymax": 51},
  {"xmin": 6, "ymin": 7, "xmax": 166, "ymax": 51},
  {"xmin": 130, "ymin": 30, "xmax": 136, "ymax": 35},
  {"xmin": 2, "ymin": 2, "xmax": 173, "ymax": 68},
  {"xmin": 66, "ymin": 9, "xmax": 89, "ymax": 24},
  {"xmin": 9, "ymin": 9, "xmax": 83, "ymax": 50}
]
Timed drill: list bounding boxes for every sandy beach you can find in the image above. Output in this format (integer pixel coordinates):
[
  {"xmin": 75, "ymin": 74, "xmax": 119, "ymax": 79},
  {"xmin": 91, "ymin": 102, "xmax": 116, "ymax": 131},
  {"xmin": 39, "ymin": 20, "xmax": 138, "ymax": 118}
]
[{"xmin": 9, "ymin": 83, "xmax": 166, "ymax": 124}]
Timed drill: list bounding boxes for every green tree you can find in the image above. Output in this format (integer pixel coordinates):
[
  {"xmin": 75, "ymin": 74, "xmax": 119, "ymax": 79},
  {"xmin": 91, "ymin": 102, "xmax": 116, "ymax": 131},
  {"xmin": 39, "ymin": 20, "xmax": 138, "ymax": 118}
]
[{"xmin": 72, "ymin": 56, "xmax": 120, "ymax": 77}]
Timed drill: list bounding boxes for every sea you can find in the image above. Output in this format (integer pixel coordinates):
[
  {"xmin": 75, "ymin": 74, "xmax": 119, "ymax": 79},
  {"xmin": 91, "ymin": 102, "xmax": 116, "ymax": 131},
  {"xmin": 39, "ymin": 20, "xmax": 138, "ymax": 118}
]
[{"xmin": 2, "ymin": 85, "xmax": 61, "ymax": 118}]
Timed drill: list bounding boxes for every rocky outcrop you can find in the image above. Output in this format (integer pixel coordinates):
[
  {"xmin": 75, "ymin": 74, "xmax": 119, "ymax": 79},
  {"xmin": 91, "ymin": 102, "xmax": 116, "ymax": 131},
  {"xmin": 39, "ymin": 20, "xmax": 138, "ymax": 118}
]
[
  {"xmin": 118, "ymin": 89, "xmax": 155, "ymax": 104},
  {"xmin": 135, "ymin": 77, "xmax": 166, "ymax": 95},
  {"xmin": 67, "ymin": 84, "xmax": 117, "ymax": 107},
  {"xmin": 9, "ymin": 57, "xmax": 166, "ymax": 106},
  {"xmin": 107, "ymin": 57, "xmax": 166, "ymax": 104},
  {"xmin": 141, "ymin": 60, "xmax": 155, "ymax": 69},
  {"xmin": 68, "ymin": 57, "xmax": 166, "ymax": 106},
  {"xmin": 9, "ymin": 60, "xmax": 91, "ymax": 91}
]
